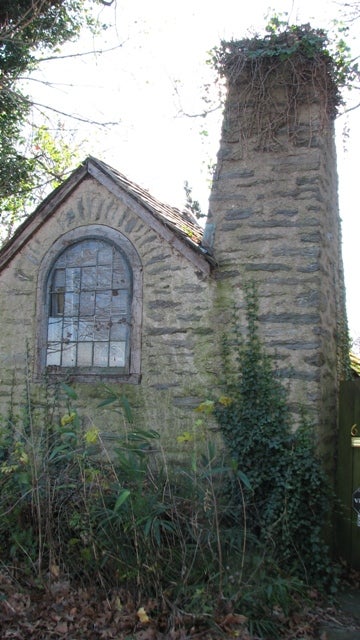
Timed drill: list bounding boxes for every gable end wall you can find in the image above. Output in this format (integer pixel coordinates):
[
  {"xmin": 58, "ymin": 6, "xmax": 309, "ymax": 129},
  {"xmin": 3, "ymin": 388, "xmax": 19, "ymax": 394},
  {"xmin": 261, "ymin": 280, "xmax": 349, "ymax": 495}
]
[{"xmin": 0, "ymin": 178, "xmax": 216, "ymax": 452}]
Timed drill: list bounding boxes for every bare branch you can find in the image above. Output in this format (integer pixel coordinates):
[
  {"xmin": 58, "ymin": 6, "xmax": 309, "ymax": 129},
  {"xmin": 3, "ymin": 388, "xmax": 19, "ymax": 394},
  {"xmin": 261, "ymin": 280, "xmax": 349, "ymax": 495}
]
[
  {"xmin": 1, "ymin": 84, "xmax": 117, "ymax": 126},
  {"xmin": 19, "ymin": 76, "xmax": 77, "ymax": 89},
  {"xmin": 31, "ymin": 100, "xmax": 118, "ymax": 126},
  {"xmin": 177, "ymin": 105, "xmax": 222, "ymax": 119},
  {"xmin": 343, "ymin": 101, "xmax": 360, "ymax": 114},
  {"xmin": 35, "ymin": 42, "xmax": 126, "ymax": 64}
]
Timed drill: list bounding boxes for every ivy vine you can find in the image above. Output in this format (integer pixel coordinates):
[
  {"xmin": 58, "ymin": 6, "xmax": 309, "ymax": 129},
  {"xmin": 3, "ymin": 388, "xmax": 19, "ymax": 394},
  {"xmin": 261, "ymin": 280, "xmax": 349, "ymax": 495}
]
[
  {"xmin": 214, "ymin": 282, "xmax": 336, "ymax": 589},
  {"xmin": 210, "ymin": 19, "xmax": 358, "ymax": 147}
]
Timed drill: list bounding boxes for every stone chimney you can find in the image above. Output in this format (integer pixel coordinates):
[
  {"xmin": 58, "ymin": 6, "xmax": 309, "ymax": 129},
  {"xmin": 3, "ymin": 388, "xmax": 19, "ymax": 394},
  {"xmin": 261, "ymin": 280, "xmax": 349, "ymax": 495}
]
[{"xmin": 207, "ymin": 28, "xmax": 349, "ymax": 455}]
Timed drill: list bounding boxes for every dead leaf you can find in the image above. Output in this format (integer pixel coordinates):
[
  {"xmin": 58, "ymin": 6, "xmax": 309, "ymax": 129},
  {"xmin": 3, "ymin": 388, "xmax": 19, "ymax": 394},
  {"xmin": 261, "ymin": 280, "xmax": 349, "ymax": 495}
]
[
  {"xmin": 220, "ymin": 612, "xmax": 248, "ymax": 628},
  {"xmin": 50, "ymin": 564, "xmax": 60, "ymax": 578},
  {"xmin": 137, "ymin": 606, "xmax": 150, "ymax": 623},
  {"xmin": 55, "ymin": 620, "xmax": 68, "ymax": 634}
]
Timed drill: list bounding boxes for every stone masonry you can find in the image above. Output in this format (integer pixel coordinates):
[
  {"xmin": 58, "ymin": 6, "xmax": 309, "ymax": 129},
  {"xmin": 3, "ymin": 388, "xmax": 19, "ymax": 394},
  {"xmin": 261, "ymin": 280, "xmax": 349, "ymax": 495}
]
[
  {"xmin": 207, "ymin": 60, "xmax": 348, "ymax": 458},
  {"xmin": 0, "ymin": 175, "xmax": 216, "ymax": 452}
]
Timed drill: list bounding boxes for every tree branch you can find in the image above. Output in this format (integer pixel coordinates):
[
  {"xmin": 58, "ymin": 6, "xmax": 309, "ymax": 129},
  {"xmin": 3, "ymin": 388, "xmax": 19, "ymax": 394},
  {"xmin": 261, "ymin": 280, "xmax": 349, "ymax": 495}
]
[
  {"xmin": 35, "ymin": 42, "xmax": 126, "ymax": 64},
  {"xmin": 31, "ymin": 100, "xmax": 118, "ymax": 126},
  {"xmin": 343, "ymin": 101, "xmax": 360, "ymax": 114},
  {"xmin": 176, "ymin": 105, "xmax": 222, "ymax": 119}
]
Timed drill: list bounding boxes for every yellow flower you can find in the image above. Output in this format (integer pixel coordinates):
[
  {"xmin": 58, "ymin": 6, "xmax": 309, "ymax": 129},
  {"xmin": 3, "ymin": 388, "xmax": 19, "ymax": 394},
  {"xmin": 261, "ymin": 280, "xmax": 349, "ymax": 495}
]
[
  {"xmin": 218, "ymin": 395, "xmax": 233, "ymax": 407},
  {"xmin": 61, "ymin": 412, "xmax": 76, "ymax": 427},
  {"xmin": 177, "ymin": 431, "xmax": 193, "ymax": 443},
  {"xmin": 84, "ymin": 427, "xmax": 100, "ymax": 445},
  {"xmin": 195, "ymin": 400, "xmax": 215, "ymax": 414}
]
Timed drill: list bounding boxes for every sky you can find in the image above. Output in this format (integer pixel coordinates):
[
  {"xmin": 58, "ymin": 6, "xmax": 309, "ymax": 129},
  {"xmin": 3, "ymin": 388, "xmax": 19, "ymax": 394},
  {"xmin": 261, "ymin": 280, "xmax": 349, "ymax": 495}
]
[{"xmin": 27, "ymin": 0, "xmax": 360, "ymax": 341}]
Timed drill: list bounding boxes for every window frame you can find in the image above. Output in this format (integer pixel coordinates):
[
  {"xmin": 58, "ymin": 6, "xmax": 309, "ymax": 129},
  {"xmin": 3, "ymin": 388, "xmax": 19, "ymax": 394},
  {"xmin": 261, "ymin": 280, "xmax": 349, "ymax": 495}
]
[{"xmin": 35, "ymin": 225, "xmax": 142, "ymax": 383}]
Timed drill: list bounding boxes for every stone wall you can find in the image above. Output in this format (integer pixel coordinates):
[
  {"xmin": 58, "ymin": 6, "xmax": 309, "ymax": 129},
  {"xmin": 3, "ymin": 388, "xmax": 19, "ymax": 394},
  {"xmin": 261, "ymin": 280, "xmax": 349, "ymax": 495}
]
[
  {"xmin": 207, "ymin": 70, "xmax": 348, "ymax": 457},
  {"xmin": 0, "ymin": 178, "xmax": 216, "ymax": 451}
]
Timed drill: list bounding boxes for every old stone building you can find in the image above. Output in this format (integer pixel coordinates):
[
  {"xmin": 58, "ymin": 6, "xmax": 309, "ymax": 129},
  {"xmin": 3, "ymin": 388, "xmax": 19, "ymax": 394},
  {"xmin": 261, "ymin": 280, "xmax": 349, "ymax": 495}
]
[{"xmin": 0, "ymin": 35, "xmax": 348, "ymax": 458}]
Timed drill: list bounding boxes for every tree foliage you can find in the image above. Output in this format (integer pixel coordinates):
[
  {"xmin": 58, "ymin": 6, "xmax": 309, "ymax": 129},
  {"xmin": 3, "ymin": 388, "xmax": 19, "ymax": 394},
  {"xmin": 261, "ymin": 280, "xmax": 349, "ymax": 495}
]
[{"xmin": 0, "ymin": 0, "xmax": 112, "ymax": 239}]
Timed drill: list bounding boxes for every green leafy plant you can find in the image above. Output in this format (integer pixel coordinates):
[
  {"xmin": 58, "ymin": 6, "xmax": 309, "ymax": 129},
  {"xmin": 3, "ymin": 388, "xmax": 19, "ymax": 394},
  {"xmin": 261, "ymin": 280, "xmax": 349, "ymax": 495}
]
[
  {"xmin": 0, "ymin": 370, "xmax": 316, "ymax": 637},
  {"xmin": 213, "ymin": 281, "xmax": 335, "ymax": 589}
]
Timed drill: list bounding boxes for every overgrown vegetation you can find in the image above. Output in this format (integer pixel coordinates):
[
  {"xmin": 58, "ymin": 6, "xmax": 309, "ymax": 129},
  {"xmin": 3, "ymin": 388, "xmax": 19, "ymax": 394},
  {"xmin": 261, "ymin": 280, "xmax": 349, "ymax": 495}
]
[
  {"xmin": 0, "ymin": 285, "xmax": 337, "ymax": 637},
  {"xmin": 212, "ymin": 282, "xmax": 335, "ymax": 589},
  {"xmin": 211, "ymin": 19, "xmax": 359, "ymax": 147}
]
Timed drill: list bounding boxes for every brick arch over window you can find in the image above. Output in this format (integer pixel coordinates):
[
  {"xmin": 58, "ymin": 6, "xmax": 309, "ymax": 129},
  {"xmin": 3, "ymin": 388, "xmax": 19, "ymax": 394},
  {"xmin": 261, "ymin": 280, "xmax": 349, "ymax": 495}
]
[{"xmin": 36, "ymin": 225, "xmax": 142, "ymax": 383}]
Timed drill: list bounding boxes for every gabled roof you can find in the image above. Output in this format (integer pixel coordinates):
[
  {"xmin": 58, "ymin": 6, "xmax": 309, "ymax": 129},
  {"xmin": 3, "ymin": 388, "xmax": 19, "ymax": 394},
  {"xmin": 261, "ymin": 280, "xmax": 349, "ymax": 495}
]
[{"xmin": 0, "ymin": 156, "xmax": 214, "ymax": 274}]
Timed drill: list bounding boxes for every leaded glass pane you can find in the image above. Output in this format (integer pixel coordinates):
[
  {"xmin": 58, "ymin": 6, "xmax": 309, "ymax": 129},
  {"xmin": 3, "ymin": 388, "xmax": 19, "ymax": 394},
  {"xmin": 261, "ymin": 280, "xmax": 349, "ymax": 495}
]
[
  {"xmin": 48, "ymin": 317, "xmax": 63, "ymax": 341},
  {"xmin": 77, "ymin": 242, "xmax": 98, "ymax": 266},
  {"xmin": 113, "ymin": 256, "xmax": 130, "ymax": 287},
  {"xmin": 78, "ymin": 320, "xmax": 94, "ymax": 341},
  {"xmin": 64, "ymin": 291, "xmax": 79, "ymax": 316},
  {"xmin": 111, "ymin": 290, "xmax": 128, "ymax": 314},
  {"xmin": 64, "ymin": 243, "xmax": 87, "ymax": 266},
  {"xmin": 53, "ymin": 269, "xmax": 65, "ymax": 288},
  {"xmin": 66, "ymin": 267, "xmax": 81, "ymax": 292},
  {"xmin": 62, "ymin": 343, "xmax": 76, "ymax": 366},
  {"xmin": 82, "ymin": 266, "xmax": 97, "ymax": 289},
  {"xmin": 77, "ymin": 342, "xmax": 93, "ymax": 366},
  {"xmin": 110, "ymin": 318, "xmax": 128, "ymax": 340},
  {"xmin": 95, "ymin": 291, "xmax": 111, "ymax": 316},
  {"xmin": 96, "ymin": 265, "xmax": 112, "ymax": 288},
  {"xmin": 93, "ymin": 342, "xmax": 108, "ymax": 366},
  {"xmin": 80, "ymin": 291, "xmax": 95, "ymax": 316},
  {"xmin": 55, "ymin": 253, "xmax": 66, "ymax": 268},
  {"xmin": 50, "ymin": 270, "xmax": 66, "ymax": 315},
  {"xmin": 94, "ymin": 317, "xmax": 110, "ymax": 341},
  {"xmin": 109, "ymin": 342, "xmax": 126, "ymax": 366},
  {"xmin": 46, "ymin": 342, "xmax": 61, "ymax": 366},
  {"xmin": 98, "ymin": 247, "xmax": 113, "ymax": 265},
  {"xmin": 63, "ymin": 319, "xmax": 78, "ymax": 343}
]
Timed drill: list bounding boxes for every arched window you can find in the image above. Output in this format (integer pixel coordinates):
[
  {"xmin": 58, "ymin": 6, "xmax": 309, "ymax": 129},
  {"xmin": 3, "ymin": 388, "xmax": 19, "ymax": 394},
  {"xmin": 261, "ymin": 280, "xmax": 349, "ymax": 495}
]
[{"xmin": 36, "ymin": 226, "xmax": 142, "ymax": 382}]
